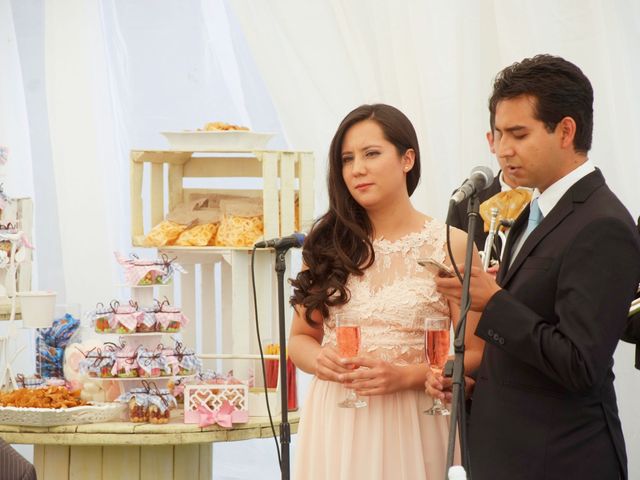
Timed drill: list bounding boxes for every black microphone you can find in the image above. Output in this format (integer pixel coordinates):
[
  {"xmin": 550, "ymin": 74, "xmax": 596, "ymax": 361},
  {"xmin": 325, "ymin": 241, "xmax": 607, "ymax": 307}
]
[
  {"xmin": 254, "ymin": 232, "xmax": 305, "ymax": 250},
  {"xmin": 449, "ymin": 166, "xmax": 495, "ymax": 206}
]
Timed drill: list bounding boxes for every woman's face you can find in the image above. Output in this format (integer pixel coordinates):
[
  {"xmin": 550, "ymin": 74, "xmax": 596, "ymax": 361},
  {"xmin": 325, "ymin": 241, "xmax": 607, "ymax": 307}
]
[{"xmin": 340, "ymin": 119, "xmax": 413, "ymax": 211}]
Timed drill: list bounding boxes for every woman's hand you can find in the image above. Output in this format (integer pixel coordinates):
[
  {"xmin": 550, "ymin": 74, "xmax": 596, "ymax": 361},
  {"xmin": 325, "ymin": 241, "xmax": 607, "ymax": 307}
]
[
  {"xmin": 425, "ymin": 367, "xmax": 477, "ymax": 402},
  {"xmin": 339, "ymin": 356, "xmax": 406, "ymax": 396},
  {"xmin": 314, "ymin": 344, "xmax": 352, "ymax": 382},
  {"xmin": 425, "ymin": 366, "xmax": 451, "ymax": 403}
]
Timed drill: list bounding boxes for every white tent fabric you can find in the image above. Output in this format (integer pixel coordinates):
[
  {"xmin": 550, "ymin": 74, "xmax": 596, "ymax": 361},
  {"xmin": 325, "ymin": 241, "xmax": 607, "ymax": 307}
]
[
  {"xmin": 2, "ymin": 0, "xmax": 640, "ymax": 478},
  {"xmin": 0, "ymin": 0, "xmax": 33, "ymax": 199},
  {"xmin": 228, "ymin": 0, "xmax": 640, "ymax": 220}
]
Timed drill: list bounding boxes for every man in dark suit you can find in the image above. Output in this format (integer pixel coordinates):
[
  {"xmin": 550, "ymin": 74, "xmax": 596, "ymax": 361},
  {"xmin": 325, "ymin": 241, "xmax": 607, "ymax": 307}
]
[{"xmin": 432, "ymin": 55, "xmax": 640, "ymax": 479}]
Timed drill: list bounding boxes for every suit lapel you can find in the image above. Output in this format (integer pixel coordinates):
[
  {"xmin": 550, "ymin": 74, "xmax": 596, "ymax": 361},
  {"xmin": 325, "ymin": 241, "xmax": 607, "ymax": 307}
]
[
  {"xmin": 501, "ymin": 200, "xmax": 573, "ymax": 285},
  {"xmin": 500, "ymin": 169, "xmax": 605, "ymax": 287},
  {"xmin": 498, "ymin": 207, "xmax": 527, "ymax": 285}
]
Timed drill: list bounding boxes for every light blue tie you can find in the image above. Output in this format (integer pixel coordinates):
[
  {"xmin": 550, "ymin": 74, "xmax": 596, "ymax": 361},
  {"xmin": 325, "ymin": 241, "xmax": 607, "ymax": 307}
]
[
  {"xmin": 509, "ymin": 198, "xmax": 544, "ymax": 267},
  {"xmin": 523, "ymin": 197, "xmax": 543, "ymax": 240}
]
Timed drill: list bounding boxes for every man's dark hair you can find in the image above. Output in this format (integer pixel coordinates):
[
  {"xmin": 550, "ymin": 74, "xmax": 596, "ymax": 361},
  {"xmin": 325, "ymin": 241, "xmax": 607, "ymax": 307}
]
[{"xmin": 489, "ymin": 54, "xmax": 593, "ymax": 153}]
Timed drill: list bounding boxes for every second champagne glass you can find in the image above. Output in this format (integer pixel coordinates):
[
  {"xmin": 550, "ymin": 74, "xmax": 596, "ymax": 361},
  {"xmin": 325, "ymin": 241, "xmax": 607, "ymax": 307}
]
[
  {"xmin": 335, "ymin": 313, "xmax": 367, "ymax": 409},
  {"xmin": 424, "ymin": 314, "xmax": 451, "ymax": 415}
]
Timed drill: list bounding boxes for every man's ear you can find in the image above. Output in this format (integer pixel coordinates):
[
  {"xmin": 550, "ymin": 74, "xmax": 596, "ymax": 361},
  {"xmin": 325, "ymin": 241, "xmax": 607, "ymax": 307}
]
[
  {"xmin": 486, "ymin": 131, "xmax": 496, "ymax": 154},
  {"xmin": 558, "ymin": 116, "xmax": 577, "ymax": 149}
]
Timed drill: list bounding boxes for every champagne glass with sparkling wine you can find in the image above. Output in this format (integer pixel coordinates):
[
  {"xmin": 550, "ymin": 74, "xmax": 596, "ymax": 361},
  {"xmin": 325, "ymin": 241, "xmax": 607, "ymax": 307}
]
[
  {"xmin": 424, "ymin": 314, "xmax": 451, "ymax": 415},
  {"xmin": 335, "ymin": 313, "xmax": 367, "ymax": 408}
]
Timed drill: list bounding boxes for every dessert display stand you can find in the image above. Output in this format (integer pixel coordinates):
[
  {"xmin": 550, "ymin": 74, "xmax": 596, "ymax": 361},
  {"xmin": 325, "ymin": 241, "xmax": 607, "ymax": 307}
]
[{"xmin": 0, "ymin": 148, "xmax": 314, "ymax": 479}]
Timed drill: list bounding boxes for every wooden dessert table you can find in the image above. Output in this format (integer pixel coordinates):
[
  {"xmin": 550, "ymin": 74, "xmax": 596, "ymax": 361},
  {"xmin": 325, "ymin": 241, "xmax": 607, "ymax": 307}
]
[{"xmin": 0, "ymin": 413, "xmax": 299, "ymax": 480}]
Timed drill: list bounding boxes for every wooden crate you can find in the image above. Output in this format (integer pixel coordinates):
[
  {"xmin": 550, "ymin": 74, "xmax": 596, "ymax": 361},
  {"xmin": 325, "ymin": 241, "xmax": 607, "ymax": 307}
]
[
  {"xmin": 129, "ymin": 149, "xmax": 315, "ymax": 246},
  {"xmin": 157, "ymin": 247, "xmax": 291, "ymax": 380},
  {"xmin": 129, "ymin": 149, "xmax": 313, "ymax": 378}
]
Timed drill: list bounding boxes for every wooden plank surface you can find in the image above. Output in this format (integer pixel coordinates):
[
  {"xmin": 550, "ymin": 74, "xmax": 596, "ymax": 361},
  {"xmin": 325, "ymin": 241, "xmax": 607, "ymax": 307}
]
[
  {"xmin": 103, "ymin": 445, "xmax": 140, "ymax": 480},
  {"xmin": 182, "ymin": 156, "xmax": 262, "ymax": 178},
  {"xmin": 150, "ymin": 162, "xmax": 165, "ymax": 228},
  {"xmin": 280, "ymin": 151, "xmax": 296, "ymax": 234},
  {"xmin": 199, "ymin": 443, "xmax": 212, "ymax": 480},
  {"xmin": 130, "ymin": 156, "xmax": 145, "ymax": 243},
  {"xmin": 173, "ymin": 444, "xmax": 200, "ymax": 480},
  {"xmin": 140, "ymin": 445, "xmax": 173, "ymax": 480},
  {"xmin": 180, "ymin": 262, "xmax": 197, "ymax": 357},
  {"xmin": 130, "ymin": 151, "xmax": 192, "ymax": 165},
  {"xmin": 0, "ymin": 413, "xmax": 298, "ymax": 446},
  {"xmin": 200, "ymin": 262, "xmax": 216, "ymax": 359},
  {"xmin": 167, "ymin": 163, "xmax": 184, "ymax": 213},
  {"xmin": 299, "ymin": 151, "xmax": 315, "ymax": 231},
  {"xmin": 43, "ymin": 445, "xmax": 70, "ymax": 480},
  {"xmin": 33, "ymin": 444, "xmax": 45, "ymax": 479},
  {"xmin": 259, "ymin": 151, "xmax": 279, "ymax": 239},
  {"xmin": 69, "ymin": 446, "xmax": 101, "ymax": 480}
]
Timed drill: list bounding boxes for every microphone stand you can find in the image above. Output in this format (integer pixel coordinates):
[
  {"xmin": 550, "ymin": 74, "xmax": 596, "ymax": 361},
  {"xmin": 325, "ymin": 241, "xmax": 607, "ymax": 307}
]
[
  {"xmin": 274, "ymin": 248, "xmax": 291, "ymax": 480},
  {"xmin": 444, "ymin": 194, "xmax": 481, "ymax": 479}
]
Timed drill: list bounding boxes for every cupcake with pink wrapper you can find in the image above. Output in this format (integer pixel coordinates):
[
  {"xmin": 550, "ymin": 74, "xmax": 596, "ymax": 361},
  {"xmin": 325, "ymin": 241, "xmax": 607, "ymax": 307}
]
[{"xmin": 115, "ymin": 252, "xmax": 185, "ymax": 286}]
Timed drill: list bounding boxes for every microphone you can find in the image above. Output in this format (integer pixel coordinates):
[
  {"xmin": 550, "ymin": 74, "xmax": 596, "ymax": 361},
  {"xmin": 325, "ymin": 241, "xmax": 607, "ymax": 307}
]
[
  {"xmin": 254, "ymin": 232, "xmax": 305, "ymax": 250},
  {"xmin": 449, "ymin": 166, "xmax": 495, "ymax": 206}
]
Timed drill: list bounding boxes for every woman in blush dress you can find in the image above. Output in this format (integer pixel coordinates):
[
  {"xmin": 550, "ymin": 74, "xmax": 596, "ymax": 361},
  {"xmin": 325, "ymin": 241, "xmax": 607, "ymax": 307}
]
[{"xmin": 289, "ymin": 104, "xmax": 484, "ymax": 480}]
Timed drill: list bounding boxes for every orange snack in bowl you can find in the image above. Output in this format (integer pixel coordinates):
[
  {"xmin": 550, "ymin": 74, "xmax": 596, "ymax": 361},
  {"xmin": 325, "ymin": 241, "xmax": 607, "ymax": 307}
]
[{"xmin": 0, "ymin": 386, "xmax": 87, "ymax": 409}]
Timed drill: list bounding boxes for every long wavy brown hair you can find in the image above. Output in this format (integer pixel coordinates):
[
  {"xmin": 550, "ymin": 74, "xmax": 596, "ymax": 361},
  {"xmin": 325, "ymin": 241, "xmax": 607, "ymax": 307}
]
[{"xmin": 290, "ymin": 104, "xmax": 421, "ymax": 326}]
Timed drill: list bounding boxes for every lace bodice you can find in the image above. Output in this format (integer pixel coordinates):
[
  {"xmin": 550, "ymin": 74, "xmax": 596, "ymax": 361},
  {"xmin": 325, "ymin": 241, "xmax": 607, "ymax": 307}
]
[{"xmin": 324, "ymin": 218, "xmax": 451, "ymax": 365}]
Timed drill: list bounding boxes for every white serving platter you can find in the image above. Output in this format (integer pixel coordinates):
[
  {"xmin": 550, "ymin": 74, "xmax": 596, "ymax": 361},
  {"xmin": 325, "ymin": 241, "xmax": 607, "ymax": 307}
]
[
  {"xmin": 161, "ymin": 131, "xmax": 275, "ymax": 152},
  {"xmin": 0, "ymin": 402, "xmax": 124, "ymax": 427}
]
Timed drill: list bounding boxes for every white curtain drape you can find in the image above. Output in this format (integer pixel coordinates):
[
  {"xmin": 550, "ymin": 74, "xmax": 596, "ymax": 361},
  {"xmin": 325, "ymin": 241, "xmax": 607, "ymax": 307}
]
[
  {"xmin": 43, "ymin": 0, "xmax": 122, "ymax": 307},
  {"xmin": 0, "ymin": 0, "xmax": 33, "ymax": 199},
  {"xmin": 228, "ymin": 0, "xmax": 640, "ymax": 221},
  {"xmin": 6, "ymin": 1, "xmax": 640, "ymax": 478}
]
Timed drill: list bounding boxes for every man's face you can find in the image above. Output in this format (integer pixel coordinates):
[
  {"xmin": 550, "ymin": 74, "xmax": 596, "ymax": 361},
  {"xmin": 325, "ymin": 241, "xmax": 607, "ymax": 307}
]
[
  {"xmin": 486, "ymin": 131, "xmax": 517, "ymax": 188},
  {"xmin": 492, "ymin": 95, "xmax": 566, "ymax": 192}
]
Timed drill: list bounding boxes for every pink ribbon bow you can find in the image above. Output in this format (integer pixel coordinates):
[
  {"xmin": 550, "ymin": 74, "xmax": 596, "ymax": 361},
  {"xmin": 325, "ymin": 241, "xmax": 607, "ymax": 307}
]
[{"xmin": 197, "ymin": 400, "xmax": 234, "ymax": 428}]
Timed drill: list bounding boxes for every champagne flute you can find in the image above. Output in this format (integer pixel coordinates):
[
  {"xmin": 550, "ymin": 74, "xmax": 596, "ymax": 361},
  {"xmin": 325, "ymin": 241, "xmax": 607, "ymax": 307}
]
[
  {"xmin": 335, "ymin": 313, "xmax": 367, "ymax": 408},
  {"xmin": 424, "ymin": 315, "xmax": 451, "ymax": 415}
]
